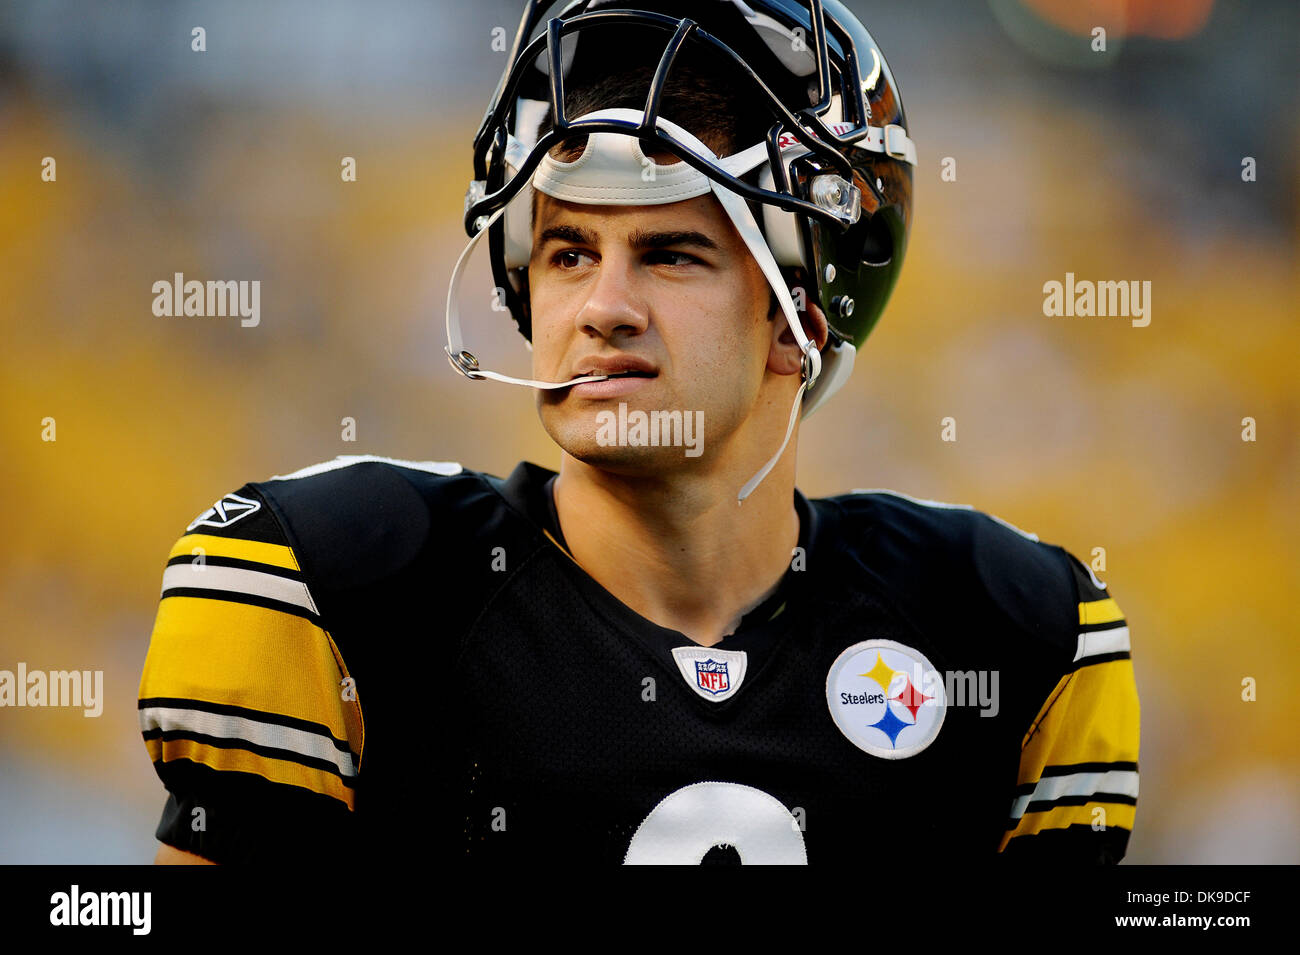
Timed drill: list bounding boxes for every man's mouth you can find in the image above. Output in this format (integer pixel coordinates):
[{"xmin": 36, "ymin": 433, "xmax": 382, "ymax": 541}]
[{"xmin": 573, "ymin": 369, "xmax": 657, "ymax": 380}]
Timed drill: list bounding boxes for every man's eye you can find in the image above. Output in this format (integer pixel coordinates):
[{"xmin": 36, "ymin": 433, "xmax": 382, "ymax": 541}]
[
  {"xmin": 555, "ymin": 249, "xmax": 591, "ymax": 269},
  {"xmin": 647, "ymin": 251, "xmax": 699, "ymax": 267}
]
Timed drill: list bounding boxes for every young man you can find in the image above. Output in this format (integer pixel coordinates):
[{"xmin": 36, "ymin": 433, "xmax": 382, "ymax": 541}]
[{"xmin": 142, "ymin": 0, "xmax": 1139, "ymax": 864}]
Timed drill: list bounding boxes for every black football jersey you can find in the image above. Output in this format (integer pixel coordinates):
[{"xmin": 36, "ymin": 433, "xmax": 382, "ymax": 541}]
[{"xmin": 138, "ymin": 456, "xmax": 1139, "ymax": 864}]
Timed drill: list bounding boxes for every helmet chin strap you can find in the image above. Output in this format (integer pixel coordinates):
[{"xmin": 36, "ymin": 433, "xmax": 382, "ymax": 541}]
[{"xmin": 445, "ymin": 108, "xmax": 820, "ymax": 503}]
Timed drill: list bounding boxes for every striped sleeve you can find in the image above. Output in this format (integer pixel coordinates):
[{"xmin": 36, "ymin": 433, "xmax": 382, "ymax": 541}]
[
  {"xmin": 138, "ymin": 485, "xmax": 364, "ymax": 861},
  {"xmin": 998, "ymin": 551, "xmax": 1140, "ymax": 862}
]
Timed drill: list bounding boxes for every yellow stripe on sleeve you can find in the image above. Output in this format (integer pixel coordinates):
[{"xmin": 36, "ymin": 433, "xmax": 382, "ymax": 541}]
[
  {"xmin": 1079, "ymin": 598, "xmax": 1125, "ymax": 626},
  {"xmin": 1017, "ymin": 659, "xmax": 1140, "ymax": 775},
  {"xmin": 139, "ymin": 596, "xmax": 359, "ymax": 749},
  {"xmin": 144, "ymin": 737, "xmax": 355, "ymax": 808},
  {"xmin": 998, "ymin": 657, "xmax": 1140, "ymax": 849},
  {"xmin": 999, "ymin": 802, "xmax": 1136, "ymax": 848},
  {"xmin": 169, "ymin": 533, "xmax": 301, "ymax": 571}
]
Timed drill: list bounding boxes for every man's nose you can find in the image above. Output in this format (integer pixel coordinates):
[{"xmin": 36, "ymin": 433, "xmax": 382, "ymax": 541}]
[{"xmin": 573, "ymin": 255, "xmax": 649, "ymax": 339}]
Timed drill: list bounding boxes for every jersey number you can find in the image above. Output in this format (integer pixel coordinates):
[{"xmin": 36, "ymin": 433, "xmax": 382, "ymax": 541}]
[{"xmin": 623, "ymin": 781, "xmax": 807, "ymax": 864}]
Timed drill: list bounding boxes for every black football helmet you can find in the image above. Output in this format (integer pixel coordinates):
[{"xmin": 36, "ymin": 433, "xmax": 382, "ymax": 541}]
[{"xmin": 451, "ymin": 0, "xmax": 915, "ymax": 419}]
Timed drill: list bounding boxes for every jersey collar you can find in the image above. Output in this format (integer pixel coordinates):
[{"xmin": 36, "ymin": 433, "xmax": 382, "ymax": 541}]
[{"xmin": 493, "ymin": 459, "xmax": 823, "ymax": 640}]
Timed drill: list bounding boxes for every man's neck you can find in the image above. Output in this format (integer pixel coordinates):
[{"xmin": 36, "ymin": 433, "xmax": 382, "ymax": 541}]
[{"xmin": 552, "ymin": 456, "xmax": 800, "ymax": 648}]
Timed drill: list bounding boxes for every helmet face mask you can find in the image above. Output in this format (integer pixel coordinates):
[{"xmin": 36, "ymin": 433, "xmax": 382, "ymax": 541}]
[{"xmin": 453, "ymin": 0, "xmax": 915, "ymax": 426}]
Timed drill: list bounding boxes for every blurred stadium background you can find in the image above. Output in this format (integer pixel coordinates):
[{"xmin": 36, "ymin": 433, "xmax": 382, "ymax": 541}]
[{"xmin": 0, "ymin": 0, "xmax": 1295, "ymax": 862}]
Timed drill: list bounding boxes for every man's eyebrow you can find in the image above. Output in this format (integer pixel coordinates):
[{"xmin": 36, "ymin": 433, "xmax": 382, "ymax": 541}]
[
  {"xmin": 535, "ymin": 224, "xmax": 720, "ymax": 252},
  {"xmin": 537, "ymin": 224, "xmax": 597, "ymax": 247},
  {"xmin": 627, "ymin": 229, "xmax": 719, "ymax": 252}
]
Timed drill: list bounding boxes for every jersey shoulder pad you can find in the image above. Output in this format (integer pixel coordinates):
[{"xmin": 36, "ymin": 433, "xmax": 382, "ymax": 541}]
[
  {"xmin": 250, "ymin": 454, "xmax": 501, "ymax": 591},
  {"xmin": 832, "ymin": 488, "xmax": 1084, "ymax": 663}
]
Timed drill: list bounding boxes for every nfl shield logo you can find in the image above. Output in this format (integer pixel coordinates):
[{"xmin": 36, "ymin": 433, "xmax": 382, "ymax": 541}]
[{"xmin": 695, "ymin": 659, "xmax": 729, "ymax": 695}]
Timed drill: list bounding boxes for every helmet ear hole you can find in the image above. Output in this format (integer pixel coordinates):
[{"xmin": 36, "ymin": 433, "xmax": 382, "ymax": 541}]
[{"xmin": 856, "ymin": 210, "xmax": 895, "ymax": 267}]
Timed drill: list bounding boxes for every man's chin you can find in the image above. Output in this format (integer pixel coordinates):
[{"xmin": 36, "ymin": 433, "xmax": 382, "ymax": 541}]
[
  {"xmin": 539, "ymin": 400, "xmax": 711, "ymax": 471},
  {"xmin": 555, "ymin": 439, "xmax": 695, "ymax": 475}
]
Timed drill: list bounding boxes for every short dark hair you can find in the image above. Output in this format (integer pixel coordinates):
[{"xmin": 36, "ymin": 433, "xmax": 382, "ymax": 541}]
[{"xmin": 535, "ymin": 62, "xmax": 770, "ymax": 158}]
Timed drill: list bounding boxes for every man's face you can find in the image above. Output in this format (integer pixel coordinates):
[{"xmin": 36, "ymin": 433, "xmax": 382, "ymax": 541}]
[{"xmin": 528, "ymin": 190, "xmax": 775, "ymax": 474}]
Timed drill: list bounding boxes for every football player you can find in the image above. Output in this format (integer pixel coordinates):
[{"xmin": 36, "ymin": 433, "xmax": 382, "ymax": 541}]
[{"xmin": 142, "ymin": 0, "xmax": 1139, "ymax": 864}]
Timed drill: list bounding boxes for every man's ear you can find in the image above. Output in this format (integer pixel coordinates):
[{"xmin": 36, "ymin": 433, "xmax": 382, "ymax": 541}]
[{"xmin": 768, "ymin": 301, "xmax": 830, "ymax": 376}]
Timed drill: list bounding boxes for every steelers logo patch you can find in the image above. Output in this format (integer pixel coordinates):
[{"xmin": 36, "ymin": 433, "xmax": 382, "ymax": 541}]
[{"xmin": 825, "ymin": 639, "xmax": 947, "ymax": 759}]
